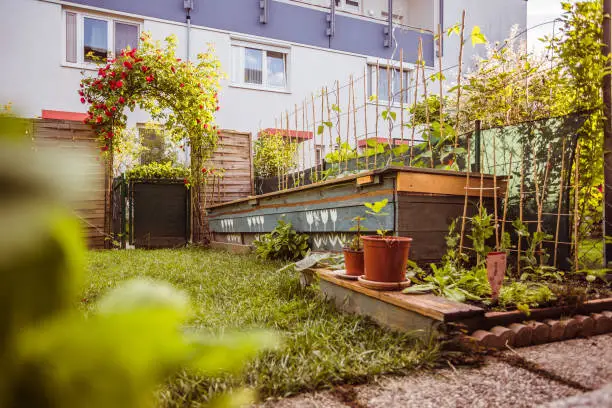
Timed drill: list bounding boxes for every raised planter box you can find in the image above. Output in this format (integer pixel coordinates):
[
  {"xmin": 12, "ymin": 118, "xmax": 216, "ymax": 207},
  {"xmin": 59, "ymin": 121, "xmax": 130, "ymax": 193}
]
[
  {"xmin": 207, "ymin": 166, "xmax": 503, "ymax": 263},
  {"xmin": 314, "ymin": 269, "xmax": 612, "ymax": 346}
]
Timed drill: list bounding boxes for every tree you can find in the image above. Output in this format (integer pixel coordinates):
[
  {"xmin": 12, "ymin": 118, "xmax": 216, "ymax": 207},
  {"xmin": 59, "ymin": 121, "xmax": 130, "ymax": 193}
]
[{"xmin": 79, "ymin": 32, "xmax": 222, "ymax": 243}]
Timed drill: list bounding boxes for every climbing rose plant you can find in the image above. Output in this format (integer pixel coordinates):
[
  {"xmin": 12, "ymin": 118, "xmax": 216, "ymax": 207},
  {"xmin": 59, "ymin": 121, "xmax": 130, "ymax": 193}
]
[{"xmin": 79, "ymin": 32, "xmax": 223, "ymax": 242}]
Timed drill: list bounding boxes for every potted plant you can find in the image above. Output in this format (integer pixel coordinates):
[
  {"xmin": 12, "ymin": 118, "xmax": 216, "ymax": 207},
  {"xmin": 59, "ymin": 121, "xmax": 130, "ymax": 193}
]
[
  {"xmin": 343, "ymin": 216, "xmax": 365, "ymax": 276},
  {"xmin": 361, "ymin": 199, "xmax": 413, "ymax": 285}
]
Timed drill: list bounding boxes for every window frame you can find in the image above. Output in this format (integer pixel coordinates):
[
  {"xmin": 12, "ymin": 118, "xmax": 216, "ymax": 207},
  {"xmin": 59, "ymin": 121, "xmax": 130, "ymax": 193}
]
[
  {"xmin": 367, "ymin": 64, "xmax": 412, "ymax": 107},
  {"xmin": 62, "ymin": 9, "xmax": 141, "ymax": 70},
  {"xmin": 230, "ymin": 39, "xmax": 291, "ymax": 93}
]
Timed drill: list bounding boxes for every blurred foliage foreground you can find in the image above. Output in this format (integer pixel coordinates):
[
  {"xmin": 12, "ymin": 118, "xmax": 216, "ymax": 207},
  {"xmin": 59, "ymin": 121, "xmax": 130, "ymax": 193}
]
[{"xmin": 0, "ymin": 116, "xmax": 277, "ymax": 408}]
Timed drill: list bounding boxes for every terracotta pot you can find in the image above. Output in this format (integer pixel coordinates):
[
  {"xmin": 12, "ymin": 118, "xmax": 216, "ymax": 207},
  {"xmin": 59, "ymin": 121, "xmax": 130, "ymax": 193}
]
[
  {"xmin": 343, "ymin": 248, "xmax": 364, "ymax": 276},
  {"xmin": 362, "ymin": 236, "xmax": 413, "ymax": 283}
]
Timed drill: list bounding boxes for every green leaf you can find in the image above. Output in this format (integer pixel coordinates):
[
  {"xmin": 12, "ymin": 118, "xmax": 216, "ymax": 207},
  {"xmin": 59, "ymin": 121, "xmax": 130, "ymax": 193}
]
[
  {"xmin": 317, "ymin": 125, "xmax": 325, "ymax": 135},
  {"xmin": 471, "ymin": 26, "xmax": 487, "ymax": 47}
]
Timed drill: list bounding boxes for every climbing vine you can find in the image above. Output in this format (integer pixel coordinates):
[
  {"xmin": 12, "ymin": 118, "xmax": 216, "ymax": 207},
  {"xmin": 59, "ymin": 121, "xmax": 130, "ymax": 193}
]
[{"xmin": 79, "ymin": 32, "xmax": 223, "ymax": 242}]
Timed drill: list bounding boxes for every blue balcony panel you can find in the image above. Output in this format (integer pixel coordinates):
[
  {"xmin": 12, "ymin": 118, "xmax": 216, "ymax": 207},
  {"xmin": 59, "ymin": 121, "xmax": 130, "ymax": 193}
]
[{"xmin": 65, "ymin": 0, "xmax": 433, "ymax": 65}]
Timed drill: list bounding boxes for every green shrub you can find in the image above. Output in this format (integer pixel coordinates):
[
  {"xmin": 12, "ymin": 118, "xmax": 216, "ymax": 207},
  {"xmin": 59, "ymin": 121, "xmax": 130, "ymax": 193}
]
[
  {"xmin": 124, "ymin": 161, "xmax": 190, "ymax": 181},
  {"xmin": 253, "ymin": 220, "xmax": 309, "ymax": 261},
  {"xmin": 498, "ymin": 281, "xmax": 555, "ymax": 314}
]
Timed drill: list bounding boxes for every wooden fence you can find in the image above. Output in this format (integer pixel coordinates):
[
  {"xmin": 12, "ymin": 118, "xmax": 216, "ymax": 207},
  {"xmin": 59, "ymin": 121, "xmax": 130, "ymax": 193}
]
[
  {"xmin": 32, "ymin": 119, "xmax": 107, "ymax": 249},
  {"xmin": 202, "ymin": 130, "xmax": 253, "ymax": 206}
]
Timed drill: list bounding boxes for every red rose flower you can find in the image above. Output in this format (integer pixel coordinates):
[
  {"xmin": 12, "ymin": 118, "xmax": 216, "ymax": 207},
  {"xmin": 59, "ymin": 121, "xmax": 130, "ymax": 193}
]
[
  {"xmin": 216, "ymin": 106, "xmax": 220, "ymax": 111},
  {"xmin": 82, "ymin": 118, "xmax": 89, "ymax": 124},
  {"xmin": 176, "ymin": 58, "xmax": 182, "ymax": 62},
  {"xmin": 204, "ymin": 123, "xmax": 209, "ymax": 130},
  {"xmin": 111, "ymin": 71, "xmax": 116, "ymax": 77},
  {"xmin": 180, "ymin": 83, "xmax": 184, "ymax": 88},
  {"xmin": 123, "ymin": 61, "xmax": 133, "ymax": 69},
  {"xmin": 105, "ymin": 110, "xmax": 112, "ymax": 117},
  {"xmin": 171, "ymin": 66, "xmax": 176, "ymax": 73},
  {"xmin": 121, "ymin": 72, "xmax": 127, "ymax": 79},
  {"xmin": 196, "ymin": 119, "xmax": 201, "ymax": 124},
  {"xmin": 106, "ymin": 131, "xmax": 114, "ymax": 139},
  {"xmin": 119, "ymin": 96, "xmax": 125, "ymax": 104},
  {"xmin": 146, "ymin": 75, "xmax": 154, "ymax": 83},
  {"xmin": 141, "ymin": 66, "xmax": 148, "ymax": 73},
  {"xmin": 217, "ymin": 130, "xmax": 220, "ymax": 135},
  {"xmin": 80, "ymin": 83, "xmax": 84, "ymax": 88},
  {"xmin": 78, "ymin": 90, "xmax": 84, "ymax": 96},
  {"xmin": 115, "ymin": 80, "xmax": 123, "ymax": 88},
  {"xmin": 111, "ymin": 106, "xmax": 116, "ymax": 112},
  {"xmin": 598, "ymin": 184, "xmax": 603, "ymax": 193},
  {"xmin": 96, "ymin": 116, "xmax": 103, "ymax": 123},
  {"xmin": 201, "ymin": 168, "xmax": 208, "ymax": 174},
  {"xmin": 199, "ymin": 104, "xmax": 203, "ymax": 109},
  {"xmin": 101, "ymin": 145, "xmax": 109, "ymax": 152},
  {"xmin": 80, "ymin": 97, "xmax": 86, "ymax": 104}
]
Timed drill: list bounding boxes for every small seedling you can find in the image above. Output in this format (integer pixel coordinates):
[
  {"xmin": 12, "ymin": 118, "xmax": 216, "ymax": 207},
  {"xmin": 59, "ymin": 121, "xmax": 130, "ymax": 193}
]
[
  {"xmin": 364, "ymin": 198, "xmax": 390, "ymax": 237},
  {"xmin": 346, "ymin": 215, "xmax": 366, "ymax": 250}
]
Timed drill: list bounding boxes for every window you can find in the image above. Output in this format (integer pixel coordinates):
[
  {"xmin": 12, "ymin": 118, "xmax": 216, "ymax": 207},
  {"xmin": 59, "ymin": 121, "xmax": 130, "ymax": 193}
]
[
  {"xmin": 138, "ymin": 125, "xmax": 170, "ymax": 165},
  {"xmin": 232, "ymin": 41, "xmax": 289, "ymax": 91},
  {"xmin": 368, "ymin": 65, "xmax": 411, "ymax": 104},
  {"xmin": 335, "ymin": 0, "xmax": 360, "ymax": 11},
  {"xmin": 64, "ymin": 10, "xmax": 140, "ymax": 66}
]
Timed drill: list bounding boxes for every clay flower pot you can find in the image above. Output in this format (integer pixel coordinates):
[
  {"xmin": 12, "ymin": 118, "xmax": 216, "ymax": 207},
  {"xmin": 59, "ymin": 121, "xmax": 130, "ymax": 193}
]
[
  {"xmin": 362, "ymin": 236, "xmax": 413, "ymax": 283},
  {"xmin": 343, "ymin": 248, "xmax": 364, "ymax": 276}
]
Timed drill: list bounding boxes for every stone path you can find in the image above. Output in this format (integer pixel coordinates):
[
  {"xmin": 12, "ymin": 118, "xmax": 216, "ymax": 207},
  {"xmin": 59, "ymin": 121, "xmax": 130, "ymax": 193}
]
[{"xmin": 259, "ymin": 334, "xmax": 612, "ymax": 408}]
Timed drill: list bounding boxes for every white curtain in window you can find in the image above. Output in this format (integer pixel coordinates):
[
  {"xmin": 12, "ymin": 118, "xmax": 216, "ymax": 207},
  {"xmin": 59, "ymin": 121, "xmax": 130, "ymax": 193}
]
[
  {"xmin": 267, "ymin": 51, "xmax": 286, "ymax": 88},
  {"xmin": 244, "ymin": 48, "xmax": 263, "ymax": 85},
  {"xmin": 115, "ymin": 22, "xmax": 139, "ymax": 56},
  {"xmin": 65, "ymin": 12, "xmax": 77, "ymax": 63}
]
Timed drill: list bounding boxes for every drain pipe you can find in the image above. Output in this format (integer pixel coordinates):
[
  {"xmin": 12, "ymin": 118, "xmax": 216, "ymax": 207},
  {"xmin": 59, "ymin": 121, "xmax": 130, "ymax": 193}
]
[{"xmin": 184, "ymin": 0, "xmax": 194, "ymax": 61}]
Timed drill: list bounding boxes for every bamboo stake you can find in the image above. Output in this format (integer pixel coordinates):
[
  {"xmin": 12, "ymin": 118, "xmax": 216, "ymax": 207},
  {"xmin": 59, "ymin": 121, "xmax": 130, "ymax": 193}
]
[
  {"xmin": 335, "ymin": 80, "xmax": 345, "ymax": 171},
  {"xmin": 518, "ymin": 148, "xmax": 526, "ymax": 275},
  {"xmin": 285, "ymin": 110, "xmax": 290, "ymax": 189},
  {"xmin": 351, "ymin": 74, "xmax": 358, "ymax": 168},
  {"xmin": 539, "ymin": 144, "xmax": 553, "ymax": 261},
  {"xmin": 453, "ymin": 10, "xmax": 466, "ymax": 151},
  {"xmin": 302, "ymin": 99, "xmax": 306, "ymax": 184},
  {"xmin": 321, "ymin": 87, "xmax": 325, "ymax": 177},
  {"xmin": 493, "ymin": 132, "xmax": 499, "ymax": 249},
  {"xmin": 400, "ymin": 48, "xmax": 405, "ymax": 145},
  {"xmin": 459, "ymin": 134, "xmax": 471, "ymax": 256},
  {"xmin": 573, "ymin": 145, "xmax": 580, "ymax": 272},
  {"xmin": 437, "ymin": 24, "xmax": 445, "ymax": 150},
  {"xmin": 387, "ymin": 62, "xmax": 392, "ymax": 145},
  {"xmin": 363, "ymin": 66, "xmax": 369, "ymax": 170},
  {"xmin": 419, "ymin": 37, "xmax": 433, "ymax": 169},
  {"xmin": 279, "ymin": 114, "xmax": 284, "ymax": 190},
  {"xmin": 500, "ymin": 152, "xmax": 513, "ymax": 247},
  {"xmin": 479, "ymin": 144, "xmax": 484, "ymax": 213},
  {"xmin": 325, "ymin": 86, "xmax": 333, "ymax": 168},
  {"xmin": 312, "ymin": 92, "xmax": 318, "ymax": 180},
  {"xmin": 409, "ymin": 43, "xmax": 421, "ymax": 166},
  {"xmin": 346, "ymin": 76, "xmax": 351, "ymax": 172},
  {"xmin": 294, "ymin": 103, "xmax": 299, "ymax": 185},
  {"xmin": 375, "ymin": 60, "xmax": 380, "ymax": 168},
  {"xmin": 553, "ymin": 137, "xmax": 567, "ymax": 268}
]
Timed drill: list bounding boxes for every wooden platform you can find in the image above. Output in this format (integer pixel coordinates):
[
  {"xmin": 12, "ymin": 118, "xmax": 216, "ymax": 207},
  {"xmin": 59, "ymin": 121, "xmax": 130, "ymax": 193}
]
[
  {"xmin": 315, "ymin": 269, "xmax": 483, "ymax": 339},
  {"xmin": 314, "ymin": 269, "xmax": 612, "ymax": 340}
]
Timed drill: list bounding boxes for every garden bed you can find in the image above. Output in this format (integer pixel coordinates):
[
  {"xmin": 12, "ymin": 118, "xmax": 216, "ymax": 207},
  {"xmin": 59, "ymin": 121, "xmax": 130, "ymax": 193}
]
[
  {"xmin": 313, "ymin": 269, "xmax": 612, "ymax": 348},
  {"xmin": 207, "ymin": 166, "xmax": 503, "ymax": 263}
]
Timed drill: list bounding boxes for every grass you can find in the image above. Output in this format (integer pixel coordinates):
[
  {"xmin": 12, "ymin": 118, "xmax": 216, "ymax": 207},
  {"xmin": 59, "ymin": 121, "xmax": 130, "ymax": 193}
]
[{"xmin": 84, "ymin": 249, "xmax": 439, "ymax": 406}]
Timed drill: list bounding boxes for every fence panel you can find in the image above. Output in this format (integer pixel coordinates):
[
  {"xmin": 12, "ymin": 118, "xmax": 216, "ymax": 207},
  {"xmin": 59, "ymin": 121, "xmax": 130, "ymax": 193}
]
[{"xmin": 32, "ymin": 119, "xmax": 106, "ymax": 249}]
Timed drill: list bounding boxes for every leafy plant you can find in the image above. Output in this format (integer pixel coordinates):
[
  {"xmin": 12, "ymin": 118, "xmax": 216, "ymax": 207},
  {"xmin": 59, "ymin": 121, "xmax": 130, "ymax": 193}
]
[
  {"xmin": 364, "ymin": 198, "xmax": 390, "ymax": 237},
  {"xmin": 253, "ymin": 131, "xmax": 298, "ymax": 178},
  {"xmin": 497, "ymin": 281, "xmax": 555, "ymax": 315},
  {"xmin": 345, "ymin": 216, "xmax": 365, "ymax": 251},
  {"xmin": 513, "ymin": 219, "xmax": 564, "ymax": 283},
  {"xmin": 253, "ymin": 220, "xmax": 310, "ymax": 261},
  {"xmin": 124, "ymin": 161, "xmax": 190, "ymax": 181},
  {"xmin": 468, "ymin": 207, "xmax": 495, "ymax": 266}
]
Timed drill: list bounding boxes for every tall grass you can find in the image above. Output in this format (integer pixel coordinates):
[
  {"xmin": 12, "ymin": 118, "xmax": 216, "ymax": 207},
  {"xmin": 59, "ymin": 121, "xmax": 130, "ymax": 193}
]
[{"xmin": 85, "ymin": 249, "xmax": 439, "ymax": 405}]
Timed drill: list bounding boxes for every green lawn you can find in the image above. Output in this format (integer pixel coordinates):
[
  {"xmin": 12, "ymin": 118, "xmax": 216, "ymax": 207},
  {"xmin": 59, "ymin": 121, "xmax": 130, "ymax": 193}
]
[{"xmin": 84, "ymin": 249, "xmax": 439, "ymax": 406}]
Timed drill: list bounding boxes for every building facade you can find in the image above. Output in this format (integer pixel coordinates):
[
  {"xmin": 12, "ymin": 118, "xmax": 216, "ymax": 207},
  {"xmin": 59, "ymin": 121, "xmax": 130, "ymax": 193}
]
[{"xmin": 0, "ymin": 0, "xmax": 526, "ymax": 168}]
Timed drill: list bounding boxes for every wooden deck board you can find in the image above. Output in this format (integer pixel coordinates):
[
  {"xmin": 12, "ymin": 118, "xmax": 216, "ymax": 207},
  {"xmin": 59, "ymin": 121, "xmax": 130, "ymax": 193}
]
[{"xmin": 315, "ymin": 269, "xmax": 484, "ymax": 322}]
